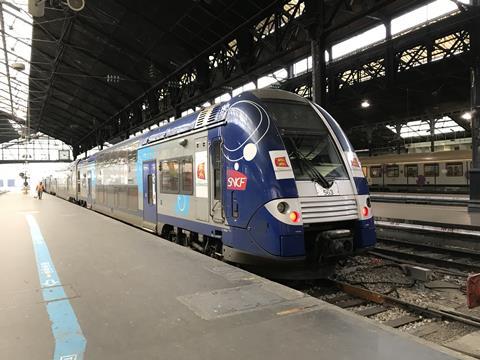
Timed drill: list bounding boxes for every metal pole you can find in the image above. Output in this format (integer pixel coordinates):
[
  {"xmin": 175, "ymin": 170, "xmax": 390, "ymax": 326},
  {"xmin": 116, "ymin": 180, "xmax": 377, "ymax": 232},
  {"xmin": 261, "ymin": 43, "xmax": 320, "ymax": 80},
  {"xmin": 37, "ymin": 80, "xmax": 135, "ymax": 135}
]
[
  {"xmin": 469, "ymin": 8, "xmax": 480, "ymax": 212},
  {"xmin": 311, "ymin": 35, "xmax": 327, "ymax": 106},
  {"xmin": 0, "ymin": 3, "xmax": 17, "ymax": 125},
  {"xmin": 430, "ymin": 119, "xmax": 436, "ymax": 153},
  {"xmin": 469, "ymin": 64, "xmax": 480, "ymax": 212}
]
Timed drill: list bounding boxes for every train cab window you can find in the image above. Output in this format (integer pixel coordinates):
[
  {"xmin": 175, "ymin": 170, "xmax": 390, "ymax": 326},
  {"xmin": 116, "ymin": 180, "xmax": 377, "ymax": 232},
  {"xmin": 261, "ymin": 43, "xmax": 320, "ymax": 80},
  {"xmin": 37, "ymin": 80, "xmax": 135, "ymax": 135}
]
[
  {"xmin": 424, "ymin": 163, "xmax": 439, "ymax": 177},
  {"xmin": 404, "ymin": 165, "xmax": 418, "ymax": 177},
  {"xmin": 386, "ymin": 165, "xmax": 399, "ymax": 177},
  {"xmin": 370, "ymin": 166, "xmax": 382, "ymax": 178},
  {"xmin": 160, "ymin": 160, "xmax": 179, "ymax": 193},
  {"xmin": 446, "ymin": 162, "xmax": 463, "ymax": 177},
  {"xmin": 181, "ymin": 157, "xmax": 193, "ymax": 194}
]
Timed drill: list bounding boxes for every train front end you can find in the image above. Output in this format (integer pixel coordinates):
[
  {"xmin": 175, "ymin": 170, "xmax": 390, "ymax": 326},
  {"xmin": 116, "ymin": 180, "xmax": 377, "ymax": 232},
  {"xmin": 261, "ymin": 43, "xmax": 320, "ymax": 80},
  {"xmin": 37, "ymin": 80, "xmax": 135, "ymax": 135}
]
[{"xmin": 220, "ymin": 89, "xmax": 375, "ymax": 275}]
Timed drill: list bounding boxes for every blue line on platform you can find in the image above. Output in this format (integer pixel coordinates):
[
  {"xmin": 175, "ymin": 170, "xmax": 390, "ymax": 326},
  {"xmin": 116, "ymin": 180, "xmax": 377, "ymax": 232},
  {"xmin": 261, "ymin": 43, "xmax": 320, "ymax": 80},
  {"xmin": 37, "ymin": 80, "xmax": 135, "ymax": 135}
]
[{"xmin": 26, "ymin": 214, "xmax": 87, "ymax": 360}]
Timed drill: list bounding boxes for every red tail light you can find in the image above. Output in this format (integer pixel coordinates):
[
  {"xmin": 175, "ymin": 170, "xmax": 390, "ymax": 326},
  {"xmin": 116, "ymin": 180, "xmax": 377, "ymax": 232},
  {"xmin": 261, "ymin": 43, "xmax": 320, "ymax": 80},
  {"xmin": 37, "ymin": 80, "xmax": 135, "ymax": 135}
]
[
  {"xmin": 362, "ymin": 206, "xmax": 369, "ymax": 217},
  {"xmin": 289, "ymin": 211, "xmax": 300, "ymax": 223}
]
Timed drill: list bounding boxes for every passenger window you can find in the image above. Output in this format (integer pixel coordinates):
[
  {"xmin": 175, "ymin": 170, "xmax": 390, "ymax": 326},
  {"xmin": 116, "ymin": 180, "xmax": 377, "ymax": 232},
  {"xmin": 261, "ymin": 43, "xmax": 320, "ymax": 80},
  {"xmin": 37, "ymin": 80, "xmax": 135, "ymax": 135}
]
[
  {"xmin": 147, "ymin": 174, "xmax": 153, "ymax": 204},
  {"xmin": 386, "ymin": 165, "xmax": 399, "ymax": 177},
  {"xmin": 370, "ymin": 166, "xmax": 382, "ymax": 178},
  {"xmin": 160, "ymin": 160, "xmax": 179, "ymax": 193},
  {"xmin": 181, "ymin": 158, "xmax": 193, "ymax": 194},
  {"xmin": 212, "ymin": 140, "xmax": 222, "ymax": 201},
  {"xmin": 446, "ymin": 162, "xmax": 463, "ymax": 177},
  {"xmin": 424, "ymin": 163, "xmax": 439, "ymax": 177},
  {"xmin": 404, "ymin": 165, "xmax": 418, "ymax": 177}
]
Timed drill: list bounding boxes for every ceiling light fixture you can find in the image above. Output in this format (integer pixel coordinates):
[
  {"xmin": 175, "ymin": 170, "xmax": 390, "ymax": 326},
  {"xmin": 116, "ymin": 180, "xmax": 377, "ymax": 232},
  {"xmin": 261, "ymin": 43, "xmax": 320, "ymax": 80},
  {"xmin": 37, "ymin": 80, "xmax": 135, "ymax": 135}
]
[
  {"xmin": 461, "ymin": 112, "xmax": 472, "ymax": 120},
  {"xmin": 361, "ymin": 100, "xmax": 370, "ymax": 108},
  {"xmin": 11, "ymin": 62, "xmax": 25, "ymax": 71}
]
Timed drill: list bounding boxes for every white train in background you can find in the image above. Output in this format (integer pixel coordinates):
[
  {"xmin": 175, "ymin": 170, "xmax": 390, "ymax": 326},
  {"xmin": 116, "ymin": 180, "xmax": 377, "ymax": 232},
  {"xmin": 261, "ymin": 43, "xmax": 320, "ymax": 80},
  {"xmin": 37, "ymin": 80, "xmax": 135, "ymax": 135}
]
[{"xmin": 360, "ymin": 150, "xmax": 472, "ymax": 193}]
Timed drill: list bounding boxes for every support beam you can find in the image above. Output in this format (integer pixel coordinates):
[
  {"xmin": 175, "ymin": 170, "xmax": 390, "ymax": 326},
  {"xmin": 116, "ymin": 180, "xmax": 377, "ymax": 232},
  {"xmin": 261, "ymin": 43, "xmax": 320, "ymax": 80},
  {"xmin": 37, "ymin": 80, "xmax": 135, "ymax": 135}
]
[
  {"xmin": 429, "ymin": 119, "xmax": 436, "ymax": 152},
  {"xmin": 469, "ymin": 8, "xmax": 480, "ymax": 212},
  {"xmin": 311, "ymin": 35, "xmax": 327, "ymax": 106},
  {"xmin": 470, "ymin": 64, "xmax": 480, "ymax": 211},
  {"xmin": 308, "ymin": 0, "xmax": 326, "ymax": 106}
]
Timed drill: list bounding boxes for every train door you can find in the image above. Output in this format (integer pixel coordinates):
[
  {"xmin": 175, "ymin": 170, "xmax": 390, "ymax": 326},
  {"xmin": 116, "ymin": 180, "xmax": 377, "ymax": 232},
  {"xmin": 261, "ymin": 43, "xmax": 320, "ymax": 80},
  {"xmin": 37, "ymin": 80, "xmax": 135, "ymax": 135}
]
[
  {"xmin": 142, "ymin": 160, "xmax": 157, "ymax": 230},
  {"xmin": 87, "ymin": 170, "xmax": 92, "ymax": 206},
  {"xmin": 210, "ymin": 138, "xmax": 224, "ymax": 223}
]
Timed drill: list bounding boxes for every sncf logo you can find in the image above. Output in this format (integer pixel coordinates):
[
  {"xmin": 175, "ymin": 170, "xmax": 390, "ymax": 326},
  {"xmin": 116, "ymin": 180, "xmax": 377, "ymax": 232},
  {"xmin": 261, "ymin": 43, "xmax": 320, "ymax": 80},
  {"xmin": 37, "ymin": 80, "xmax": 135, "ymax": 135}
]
[
  {"xmin": 274, "ymin": 156, "xmax": 289, "ymax": 168},
  {"xmin": 197, "ymin": 162, "xmax": 206, "ymax": 180},
  {"xmin": 227, "ymin": 169, "xmax": 247, "ymax": 191}
]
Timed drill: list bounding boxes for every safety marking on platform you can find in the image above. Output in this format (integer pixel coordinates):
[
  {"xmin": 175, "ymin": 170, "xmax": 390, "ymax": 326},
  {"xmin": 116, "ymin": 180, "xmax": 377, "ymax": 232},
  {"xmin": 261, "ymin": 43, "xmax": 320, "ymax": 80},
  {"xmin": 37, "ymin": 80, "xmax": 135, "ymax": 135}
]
[{"xmin": 25, "ymin": 214, "xmax": 87, "ymax": 360}]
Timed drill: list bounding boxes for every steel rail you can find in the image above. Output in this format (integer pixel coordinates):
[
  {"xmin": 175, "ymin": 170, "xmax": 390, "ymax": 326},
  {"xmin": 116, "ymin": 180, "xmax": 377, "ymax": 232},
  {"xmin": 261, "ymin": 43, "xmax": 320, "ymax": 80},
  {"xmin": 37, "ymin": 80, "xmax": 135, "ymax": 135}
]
[{"xmin": 334, "ymin": 280, "xmax": 480, "ymax": 328}]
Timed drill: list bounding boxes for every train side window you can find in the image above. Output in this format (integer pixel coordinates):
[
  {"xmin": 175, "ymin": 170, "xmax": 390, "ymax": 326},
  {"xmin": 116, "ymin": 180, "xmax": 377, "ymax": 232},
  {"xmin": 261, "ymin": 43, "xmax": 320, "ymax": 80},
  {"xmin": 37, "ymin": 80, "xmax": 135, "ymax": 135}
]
[
  {"xmin": 160, "ymin": 160, "xmax": 179, "ymax": 193},
  {"xmin": 181, "ymin": 157, "xmax": 193, "ymax": 195},
  {"xmin": 386, "ymin": 165, "xmax": 399, "ymax": 177},
  {"xmin": 424, "ymin": 163, "xmax": 439, "ymax": 177},
  {"xmin": 446, "ymin": 162, "xmax": 463, "ymax": 177},
  {"xmin": 404, "ymin": 164, "xmax": 418, "ymax": 177},
  {"xmin": 147, "ymin": 174, "xmax": 153, "ymax": 204},
  {"xmin": 370, "ymin": 166, "xmax": 382, "ymax": 178}
]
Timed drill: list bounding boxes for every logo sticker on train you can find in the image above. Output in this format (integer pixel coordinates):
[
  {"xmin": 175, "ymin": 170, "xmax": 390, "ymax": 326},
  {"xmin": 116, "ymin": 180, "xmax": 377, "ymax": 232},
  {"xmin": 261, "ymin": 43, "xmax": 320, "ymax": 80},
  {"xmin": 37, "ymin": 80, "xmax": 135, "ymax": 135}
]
[
  {"xmin": 269, "ymin": 150, "xmax": 295, "ymax": 180},
  {"xmin": 227, "ymin": 169, "xmax": 248, "ymax": 190},
  {"xmin": 195, "ymin": 151, "xmax": 208, "ymax": 198}
]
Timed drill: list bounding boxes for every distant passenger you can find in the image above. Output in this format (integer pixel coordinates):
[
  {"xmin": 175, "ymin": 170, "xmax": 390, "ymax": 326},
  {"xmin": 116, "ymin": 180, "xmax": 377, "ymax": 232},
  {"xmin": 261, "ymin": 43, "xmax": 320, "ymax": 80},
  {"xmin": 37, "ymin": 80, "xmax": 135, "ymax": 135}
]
[{"xmin": 36, "ymin": 182, "xmax": 45, "ymax": 200}]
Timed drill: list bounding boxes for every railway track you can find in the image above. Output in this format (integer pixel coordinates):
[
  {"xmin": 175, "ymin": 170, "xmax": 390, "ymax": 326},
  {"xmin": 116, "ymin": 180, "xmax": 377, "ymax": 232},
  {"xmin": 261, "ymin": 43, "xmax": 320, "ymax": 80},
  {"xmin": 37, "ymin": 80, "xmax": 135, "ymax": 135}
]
[
  {"xmin": 291, "ymin": 279, "xmax": 480, "ymax": 358},
  {"xmin": 372, "ymin": 220, "xmax": 480, "ymax": 274}
]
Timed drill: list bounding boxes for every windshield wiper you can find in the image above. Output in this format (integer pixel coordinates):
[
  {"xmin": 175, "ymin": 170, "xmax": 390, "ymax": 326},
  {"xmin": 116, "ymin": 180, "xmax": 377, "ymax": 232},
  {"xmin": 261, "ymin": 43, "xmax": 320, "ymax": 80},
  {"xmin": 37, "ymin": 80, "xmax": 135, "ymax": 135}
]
[{"xmin": 290, "ymin": 148, "xmax": 333, "ymax": 189}]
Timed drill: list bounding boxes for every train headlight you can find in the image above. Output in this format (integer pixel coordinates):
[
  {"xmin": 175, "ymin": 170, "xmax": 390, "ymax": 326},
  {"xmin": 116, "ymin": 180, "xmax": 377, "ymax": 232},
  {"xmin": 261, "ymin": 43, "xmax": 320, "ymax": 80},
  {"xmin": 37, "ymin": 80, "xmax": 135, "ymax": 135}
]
[
  {"xmin": 277, "ymin": 201, "xmax": 289, "ymax": 214},
  {"xmin": 289, "ymin": 211, "xmax": 301, "ymax": 223}
]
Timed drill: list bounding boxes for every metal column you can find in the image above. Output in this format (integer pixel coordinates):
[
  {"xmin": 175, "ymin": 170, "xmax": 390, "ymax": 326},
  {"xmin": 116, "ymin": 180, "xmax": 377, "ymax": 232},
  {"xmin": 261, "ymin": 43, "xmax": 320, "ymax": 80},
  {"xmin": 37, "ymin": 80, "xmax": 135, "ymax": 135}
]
[
  {"xmin": 470, "ymin": 63, "xmax": 480, "ymax": 211},
  {"xmin": 311, "ymin": 34, "xmax": 327, "ymax": 107},
  {"xmin": 469, "ymin": 8, "xmax": 480, "ymax": 212}
]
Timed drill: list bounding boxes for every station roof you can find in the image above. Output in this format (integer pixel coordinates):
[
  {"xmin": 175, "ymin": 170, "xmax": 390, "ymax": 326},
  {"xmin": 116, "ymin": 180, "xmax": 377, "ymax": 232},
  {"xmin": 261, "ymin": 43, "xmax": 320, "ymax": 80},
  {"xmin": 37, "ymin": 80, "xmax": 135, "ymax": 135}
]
[
  {"xmin": 28, "ymin": 0, "xmax": 285, "ymax": 145},
  {"xmin": 25, "ymin": 0, "xmax": 475, "ymax": 151}
]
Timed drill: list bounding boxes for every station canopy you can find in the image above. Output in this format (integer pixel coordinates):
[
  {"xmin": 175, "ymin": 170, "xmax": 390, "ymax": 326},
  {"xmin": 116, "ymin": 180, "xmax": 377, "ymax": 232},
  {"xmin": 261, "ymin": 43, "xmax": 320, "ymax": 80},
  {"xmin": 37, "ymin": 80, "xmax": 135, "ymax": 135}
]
[{"xmin": 1, "ymin": 0, "xmax": 470, "ymax": 152}]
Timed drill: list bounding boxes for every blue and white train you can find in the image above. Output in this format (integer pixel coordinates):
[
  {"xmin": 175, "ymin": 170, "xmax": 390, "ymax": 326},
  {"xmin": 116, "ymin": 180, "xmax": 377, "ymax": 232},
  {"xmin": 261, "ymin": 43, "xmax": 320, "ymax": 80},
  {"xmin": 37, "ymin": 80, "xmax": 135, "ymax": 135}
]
[{"xmin": 45, "ymin": 89, "xmax": 376, "ymax": 276}]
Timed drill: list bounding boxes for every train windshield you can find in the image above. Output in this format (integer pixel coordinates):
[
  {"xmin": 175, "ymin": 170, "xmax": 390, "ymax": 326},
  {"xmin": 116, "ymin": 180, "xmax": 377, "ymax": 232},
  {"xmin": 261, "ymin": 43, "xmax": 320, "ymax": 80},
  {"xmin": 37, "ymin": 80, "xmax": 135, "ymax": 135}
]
[
  {"xmin": 263, "ymin": 100, "xmax": 348, "ymax": 181},
  {"xmin": 282, "ymin": 135, "xmax": 349, "ymax": 181}
]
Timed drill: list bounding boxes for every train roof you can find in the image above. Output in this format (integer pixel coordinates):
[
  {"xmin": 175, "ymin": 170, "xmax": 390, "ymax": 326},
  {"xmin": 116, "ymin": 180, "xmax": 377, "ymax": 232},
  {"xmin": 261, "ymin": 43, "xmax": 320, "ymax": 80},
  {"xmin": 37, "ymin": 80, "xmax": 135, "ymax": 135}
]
[
  {"xmin": 359, "ymin": 150, "xmax": 472, "ymax": 165},
  {"xmin": 75, "ymin": 89, "xmax": 325, "ymax": 161}
]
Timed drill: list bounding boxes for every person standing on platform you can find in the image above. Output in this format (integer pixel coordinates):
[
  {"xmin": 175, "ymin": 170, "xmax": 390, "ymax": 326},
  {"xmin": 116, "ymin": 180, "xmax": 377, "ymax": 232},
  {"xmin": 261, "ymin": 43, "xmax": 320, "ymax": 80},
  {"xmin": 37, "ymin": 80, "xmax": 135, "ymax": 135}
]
[{"xmin": 36, "ymin": 182, "xmax": 45, "ymax": 200}]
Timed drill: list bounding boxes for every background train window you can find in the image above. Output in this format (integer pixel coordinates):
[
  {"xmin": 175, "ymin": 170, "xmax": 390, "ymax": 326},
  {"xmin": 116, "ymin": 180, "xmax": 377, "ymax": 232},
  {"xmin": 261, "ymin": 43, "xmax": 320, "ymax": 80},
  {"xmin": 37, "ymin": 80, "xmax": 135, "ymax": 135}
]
[
  {"xmin": 370, "ymin": 166, "xmax": 382, "ymax": 178},
  {"xmin": 160, "ymin": 160, "xmax": 179, "ymax": 193},
  {"xmin": 424, "ymin": 163, "xmax": 439, "ymax": 177},
  {"xmin": 446, "ymin": 162, "xmax": 463, "ymax": 177},
  {"xmin": 404, "ymin": 164, "xmax": 418, "ymax": 177},
  {"xmin": 181, "ymin": 157, "xmax": 193, "ymax": 194},
  {"xmin": 386, "ymin": 165, "xmax": 399, "ymax": 177}
]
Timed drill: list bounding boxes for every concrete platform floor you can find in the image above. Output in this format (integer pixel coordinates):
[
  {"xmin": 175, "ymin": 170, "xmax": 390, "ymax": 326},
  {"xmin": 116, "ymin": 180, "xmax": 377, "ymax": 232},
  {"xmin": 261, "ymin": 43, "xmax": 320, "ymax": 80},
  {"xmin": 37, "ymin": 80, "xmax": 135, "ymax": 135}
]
[
  {"xmin": 373, "ymin": 202, "xmax": 480, "ymax": 229},
  {"xmin": 0, "ymin": 192, "xmax": 471, "ymax": 359}
]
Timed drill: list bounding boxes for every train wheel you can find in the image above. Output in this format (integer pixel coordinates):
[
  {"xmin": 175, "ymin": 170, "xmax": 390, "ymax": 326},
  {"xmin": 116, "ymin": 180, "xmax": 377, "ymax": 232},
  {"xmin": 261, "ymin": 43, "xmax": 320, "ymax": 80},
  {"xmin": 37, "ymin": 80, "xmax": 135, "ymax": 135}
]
[{"xmin": 161, "ymin": 225, "xmax": 174, "ymax": 241}]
